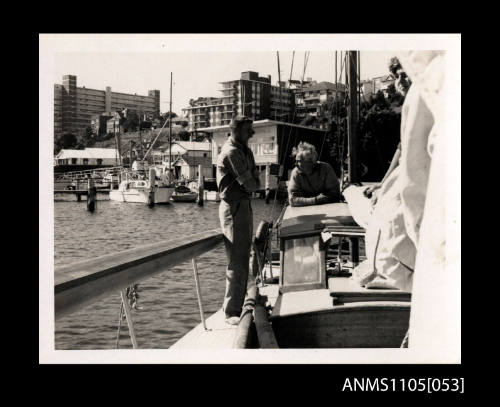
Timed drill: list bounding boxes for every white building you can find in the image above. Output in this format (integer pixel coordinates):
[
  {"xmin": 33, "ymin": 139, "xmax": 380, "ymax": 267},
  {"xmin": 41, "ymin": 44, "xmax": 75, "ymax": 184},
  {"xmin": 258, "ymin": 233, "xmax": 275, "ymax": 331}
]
[
  {"xmin": 152, "ymin": 141, "xmax": 212, "ymax": 180},
  {"xmin": 54, "ymin": 148, "xmax": 120, "ymax": 167},
  {"xmin": 197, "ymin": 119, "xmax": 326, "ymax": 188}
]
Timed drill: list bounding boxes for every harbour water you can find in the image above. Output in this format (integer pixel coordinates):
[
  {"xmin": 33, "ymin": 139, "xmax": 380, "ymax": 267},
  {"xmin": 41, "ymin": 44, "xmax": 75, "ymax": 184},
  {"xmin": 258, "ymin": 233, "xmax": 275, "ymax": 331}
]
[{"xmin": 54, "ymin": 195, "xmax": 284, "ymax": 349}]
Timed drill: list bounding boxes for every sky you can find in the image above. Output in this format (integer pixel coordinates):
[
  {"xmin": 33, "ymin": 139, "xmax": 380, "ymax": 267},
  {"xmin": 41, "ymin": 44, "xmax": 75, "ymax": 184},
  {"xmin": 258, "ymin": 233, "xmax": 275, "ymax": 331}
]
[{"xmin": 53, "ymin": 50, "xmax": 397, "ymax": 116}]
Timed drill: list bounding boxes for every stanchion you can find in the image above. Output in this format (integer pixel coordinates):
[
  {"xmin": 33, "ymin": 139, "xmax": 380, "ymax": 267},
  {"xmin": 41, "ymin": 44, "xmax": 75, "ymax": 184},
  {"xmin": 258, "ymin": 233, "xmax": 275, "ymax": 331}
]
[{"xmin": 191, "ymin": 257, "xmax": 207, "ymax": 330}]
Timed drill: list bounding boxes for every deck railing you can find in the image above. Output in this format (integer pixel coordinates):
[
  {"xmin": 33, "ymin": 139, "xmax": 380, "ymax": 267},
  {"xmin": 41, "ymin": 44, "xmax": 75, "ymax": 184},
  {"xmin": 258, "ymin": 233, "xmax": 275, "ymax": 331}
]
[{"xmin": 55, "ymin": 229, "xmax": 224, "ymax": 321}]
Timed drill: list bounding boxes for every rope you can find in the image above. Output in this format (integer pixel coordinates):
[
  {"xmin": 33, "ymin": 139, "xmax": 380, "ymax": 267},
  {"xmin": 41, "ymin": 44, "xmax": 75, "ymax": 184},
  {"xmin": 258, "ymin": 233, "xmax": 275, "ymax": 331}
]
[{"xmin": 115, "ymin": 300, "xmax": 124, "ymax": 349}]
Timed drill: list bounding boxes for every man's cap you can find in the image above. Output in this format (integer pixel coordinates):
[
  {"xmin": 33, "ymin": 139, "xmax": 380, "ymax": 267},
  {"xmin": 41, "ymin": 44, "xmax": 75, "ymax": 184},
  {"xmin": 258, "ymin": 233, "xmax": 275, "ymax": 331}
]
[{"xmin": 229, "ymin": 115, "xmax": 253, "ymax": 129}]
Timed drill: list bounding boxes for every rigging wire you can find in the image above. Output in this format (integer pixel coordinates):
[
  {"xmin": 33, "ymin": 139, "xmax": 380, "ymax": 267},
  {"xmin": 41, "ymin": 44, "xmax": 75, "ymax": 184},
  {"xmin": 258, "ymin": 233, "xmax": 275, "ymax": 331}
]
[
  {"xmin": 289, "ymin": 51, "xmax": 295, "ymax": 84},
  {"xmin": 268, "ymin": 50, "xmax": 312, "ymax": 226},
  {"xmin": 269, "ymin": 51, "xmax": 303, "ymax": 225}
]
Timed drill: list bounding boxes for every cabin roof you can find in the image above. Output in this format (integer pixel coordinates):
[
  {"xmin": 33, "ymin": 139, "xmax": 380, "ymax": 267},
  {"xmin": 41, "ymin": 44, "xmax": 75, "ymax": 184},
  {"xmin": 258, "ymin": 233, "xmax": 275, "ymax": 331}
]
[{"xmin": 279, "ymin": 202, "xmax": 362, "ymax": 238}]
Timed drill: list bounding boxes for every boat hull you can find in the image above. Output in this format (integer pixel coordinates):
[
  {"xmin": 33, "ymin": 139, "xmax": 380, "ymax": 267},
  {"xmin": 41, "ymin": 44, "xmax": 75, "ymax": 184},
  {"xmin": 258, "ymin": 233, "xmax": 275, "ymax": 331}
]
[
  {"xmin": 270, "ymin": 301, "xmax": 410, "ymax": 348},
  {"xmin": 54, "ymin": 180, "xmax": 72, "ymax": 190},
  {"xmin": 109, "ymin": 187, "xmax": 174, "ymax": 203},
  {"xmin": 171, "ymin": 192, "xmax": 197, "ymax": 202}
]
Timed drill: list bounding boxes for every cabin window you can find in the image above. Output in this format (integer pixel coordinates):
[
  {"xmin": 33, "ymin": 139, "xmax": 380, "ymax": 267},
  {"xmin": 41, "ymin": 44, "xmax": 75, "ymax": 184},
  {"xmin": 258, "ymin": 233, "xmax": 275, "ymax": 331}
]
[{"xmin": 282, "ymin": 236, "xmax": 322, "ymax": 286}]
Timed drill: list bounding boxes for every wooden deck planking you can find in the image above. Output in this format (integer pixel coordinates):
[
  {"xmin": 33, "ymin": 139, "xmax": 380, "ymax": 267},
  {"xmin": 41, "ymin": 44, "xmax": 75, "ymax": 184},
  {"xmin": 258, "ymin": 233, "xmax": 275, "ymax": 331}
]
[{"xmin": 170, "ymin": 309, "xmax": 239, "ymax": 349}]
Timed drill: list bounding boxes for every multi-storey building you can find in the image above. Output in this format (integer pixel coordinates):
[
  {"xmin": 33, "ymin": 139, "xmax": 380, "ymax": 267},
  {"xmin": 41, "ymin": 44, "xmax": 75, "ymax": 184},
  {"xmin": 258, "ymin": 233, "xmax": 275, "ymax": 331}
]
[
  {"xmin": 90, "ymin": 113, "xmax": 113, "ymax": 137},
  {"xmin": 106, "ymin": 112, "xmax": 122, "ymax": 135},
  {"xmin": 293, "ymin": 81, "xmax": 346, "ymax": 120},
  {"xmin": 182, "ymin": 71, "xmax": 295, "ymax": 131},
  {"xmin": 360, "ymin": 75, "xmax": 395, "ymax": 99},
  {"xmin": 54, "ymin": 74, "xmax": 160, "ymax": 138}
]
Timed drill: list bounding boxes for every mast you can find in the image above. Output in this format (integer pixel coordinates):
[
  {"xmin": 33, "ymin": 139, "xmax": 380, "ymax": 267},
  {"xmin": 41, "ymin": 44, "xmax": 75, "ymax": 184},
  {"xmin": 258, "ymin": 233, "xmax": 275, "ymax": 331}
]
[
  {"xmin": 139, "ymin": 113, "xmax": 142, "ymax": 160},
  {"xmin": 335, "ymin": 51, "xmax": 339, "ymax": 173},
  {"xmin": 347, "ymin": 50, "xmax": 359, "ymax": 183},
  {"xmin": 169, "ymin": 72, "xmax": 172, "ymax": 177},
  {"xmin": 277, "ymin": 51, "xmax": 282, "ymax": 121}
]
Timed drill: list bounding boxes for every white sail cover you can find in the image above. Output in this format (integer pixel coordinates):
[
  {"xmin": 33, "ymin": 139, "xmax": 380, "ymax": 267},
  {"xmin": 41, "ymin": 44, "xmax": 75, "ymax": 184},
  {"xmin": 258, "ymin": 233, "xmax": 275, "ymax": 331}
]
[
  {"xmin": 346, "ymin": 50, "xmax": 459, "ymax": 358},
  {"xmin": 396, "ymin": 51, "xmax": 460, "ymax": 358}
]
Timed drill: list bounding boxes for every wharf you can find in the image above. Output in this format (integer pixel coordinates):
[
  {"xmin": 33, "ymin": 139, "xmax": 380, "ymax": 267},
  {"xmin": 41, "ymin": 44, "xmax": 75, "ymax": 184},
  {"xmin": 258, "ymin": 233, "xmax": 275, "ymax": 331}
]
[{"xmin": 54, "ymin": 189, "xmax": 111, "ymax": 194}]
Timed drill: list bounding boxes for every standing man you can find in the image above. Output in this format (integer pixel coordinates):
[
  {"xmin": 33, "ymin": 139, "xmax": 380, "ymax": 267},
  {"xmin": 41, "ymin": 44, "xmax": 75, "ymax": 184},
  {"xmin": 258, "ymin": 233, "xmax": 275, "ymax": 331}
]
[{"xmin": 217, "ymin": 115, "xmax": 260, "ymax": 325}]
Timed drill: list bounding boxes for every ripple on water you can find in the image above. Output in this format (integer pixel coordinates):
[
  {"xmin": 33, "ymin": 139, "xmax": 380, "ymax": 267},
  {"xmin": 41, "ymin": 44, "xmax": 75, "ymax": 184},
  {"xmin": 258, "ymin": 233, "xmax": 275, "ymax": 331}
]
[{"xmin": 53, "ymin": 198, "xmax": 284, "ymax": 349}]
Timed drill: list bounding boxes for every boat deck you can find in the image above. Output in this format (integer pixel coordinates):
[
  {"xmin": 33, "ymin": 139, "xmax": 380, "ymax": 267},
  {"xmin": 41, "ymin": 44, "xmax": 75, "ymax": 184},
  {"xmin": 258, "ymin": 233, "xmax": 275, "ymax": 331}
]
[{"xmin": 169, "ymin": 309, "xmax": 239, "ymax": 349}]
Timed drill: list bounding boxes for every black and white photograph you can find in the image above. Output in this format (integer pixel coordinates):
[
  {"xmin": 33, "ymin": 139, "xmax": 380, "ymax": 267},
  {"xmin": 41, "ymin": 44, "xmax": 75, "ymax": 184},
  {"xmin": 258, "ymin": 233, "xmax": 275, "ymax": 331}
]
[{"xmin": 39, "ymin": 34, "xmax": 460, "ymax": 364}]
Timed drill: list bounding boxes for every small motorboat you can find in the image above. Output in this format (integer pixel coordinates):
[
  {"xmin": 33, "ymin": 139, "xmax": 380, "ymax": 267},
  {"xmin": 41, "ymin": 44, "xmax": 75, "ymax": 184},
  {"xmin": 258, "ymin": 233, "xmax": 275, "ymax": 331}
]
[
  {"xmin": 171, "ymin": 185, "xmax": 198, "ymax": 203},
  {"xmin": 109, "ymin": 178, "xmax": 174, "ymax": 204}
]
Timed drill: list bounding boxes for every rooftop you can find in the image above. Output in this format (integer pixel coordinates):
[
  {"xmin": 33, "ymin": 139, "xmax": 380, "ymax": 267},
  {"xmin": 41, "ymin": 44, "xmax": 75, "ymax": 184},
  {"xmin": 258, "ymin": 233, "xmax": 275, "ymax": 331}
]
[
  {"xmin": 157, "ymin": 141, "xmax": 211, "ymax": 152},
  {"xmin": 55, "ymin": 148, "xmax": 119, "ymax": 159},
  {"xmin": 300, "ymin": 81, "xmax": 346, "ymax": 92},
  {"xmin": 195, "ymin": 119, "xmax": 326, "ymax": 133}
]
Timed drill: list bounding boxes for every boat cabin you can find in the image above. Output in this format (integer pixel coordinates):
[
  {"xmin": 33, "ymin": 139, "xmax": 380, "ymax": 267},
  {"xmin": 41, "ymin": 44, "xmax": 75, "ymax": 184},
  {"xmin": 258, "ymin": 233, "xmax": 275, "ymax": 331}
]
[
  {"xmin": 277, "ymin": 203, "xmax": 364, "ymax": 293},
  {"xmin": 261, "ymin": 202, "xmax": 411, "ymax": 348}
]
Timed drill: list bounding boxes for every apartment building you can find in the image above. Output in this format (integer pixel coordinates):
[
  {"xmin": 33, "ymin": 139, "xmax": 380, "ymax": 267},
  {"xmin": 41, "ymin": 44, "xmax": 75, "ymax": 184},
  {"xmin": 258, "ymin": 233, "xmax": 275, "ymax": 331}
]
[
  {"xmin": 294, "ymin": 81, "xmax": 346, "ymax": 120},
  {"xmin": 182, "ymin": 71, "xmax": 295, "ymax": 131},
  {"xmin": 54, "ymin": 74, "xmax": 160, "ymax": 137},
  {"xmin": 360, "ymin": 75, "xmax": 395, "ymax": 99}
]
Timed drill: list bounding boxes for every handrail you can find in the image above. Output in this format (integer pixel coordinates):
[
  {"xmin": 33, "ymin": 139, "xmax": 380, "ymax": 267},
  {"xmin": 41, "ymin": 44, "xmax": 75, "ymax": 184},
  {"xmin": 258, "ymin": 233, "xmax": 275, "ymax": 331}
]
[{"xmin": 55, "ymin": 229, "xmax": 224, "ymax": 320}]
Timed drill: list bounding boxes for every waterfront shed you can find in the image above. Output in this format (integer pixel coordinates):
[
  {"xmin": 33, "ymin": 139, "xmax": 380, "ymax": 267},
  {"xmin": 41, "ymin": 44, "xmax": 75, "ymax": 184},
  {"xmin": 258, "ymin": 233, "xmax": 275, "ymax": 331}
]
[
  {"xmin": 54, "ymin": 148, "xmax": 120, "ymax": 167},
  {"xmin": 153, "ymin": 141, "xmax": 212, "ymax": 180}
]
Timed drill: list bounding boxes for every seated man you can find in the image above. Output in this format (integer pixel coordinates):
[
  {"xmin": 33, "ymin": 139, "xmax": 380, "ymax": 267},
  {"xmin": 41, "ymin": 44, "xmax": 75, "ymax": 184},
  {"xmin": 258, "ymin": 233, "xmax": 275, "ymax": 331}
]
[{"xmin": 287, "ymin": 142, "xmax": 341, "ymax": 207}]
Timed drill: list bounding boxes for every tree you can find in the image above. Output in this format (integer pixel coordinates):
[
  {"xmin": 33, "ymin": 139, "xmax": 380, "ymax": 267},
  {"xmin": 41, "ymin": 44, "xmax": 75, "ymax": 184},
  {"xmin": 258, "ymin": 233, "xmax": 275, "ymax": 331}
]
[
  {"xmin": 300, "ymin": 114, "xmax": 320, "ymax": 127},
  {"xmin": 120, "ymin": 110, "xmax": 139, "ymax": 133},
  {"xmin": 178, "ymin": 130, "xmax": 191, "ymax": 141},
  {"xmin": 85, "ymin": 125, "xmax": 95, "ymax": 138},
  {"xmin": 154, "ymin": 111, "xmax": 179, "ymax": 128},
  {"xmin": 54, "ymin": 132, "xmax": 78, "ymax": 154}
]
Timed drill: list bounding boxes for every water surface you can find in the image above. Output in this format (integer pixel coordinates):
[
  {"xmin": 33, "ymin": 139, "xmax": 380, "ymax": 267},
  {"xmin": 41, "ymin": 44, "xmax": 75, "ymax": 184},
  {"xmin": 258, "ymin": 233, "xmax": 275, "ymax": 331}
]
[{"xmin": 54, "ymin": 195, "xmax": 283, "ymax": 349}]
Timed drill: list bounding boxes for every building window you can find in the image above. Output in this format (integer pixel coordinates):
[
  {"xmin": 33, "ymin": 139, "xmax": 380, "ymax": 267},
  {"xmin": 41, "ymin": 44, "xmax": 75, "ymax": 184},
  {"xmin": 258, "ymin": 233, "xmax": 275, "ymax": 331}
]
[
  {"xmin": 261, "ymin": 143, "xmax": 275, "ymax": 155},
  {"xmin": 71, "ymin": 158, "xmax": 77, "ymax": 165},
  {"xmin": 96, "ymin": 159, "xmax": 103, "ymax": 165},
  {"xmin": 203, "ymin": 153, "xmax": 207, "ymax": 157},
  {"xmin": 249, "ymin": 144, "xmax": 259, "ymax": 156},
  {"xmin": 83, "ymin": 159, "xmax": 89, "ymax": 165}
]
